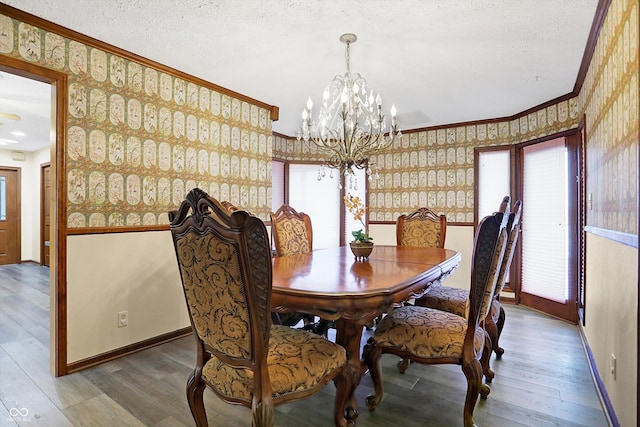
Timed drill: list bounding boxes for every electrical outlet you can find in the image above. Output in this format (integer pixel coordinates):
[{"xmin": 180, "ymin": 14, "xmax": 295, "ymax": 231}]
[
  {"xmin": 610, "ymin": 353, "xmax": 616, "ymax": 379},
  {"xmin": 118, "ymin": 311, "xmax": 128, "ymax": 327}
]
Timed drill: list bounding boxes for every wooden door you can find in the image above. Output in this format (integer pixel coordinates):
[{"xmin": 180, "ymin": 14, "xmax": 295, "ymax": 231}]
[
  {"xmin": 518, "ymin": 136, "xmax": 579, "ymax": 323},
  {"xmin": 41, "ymin": 163, "xmax": 50, "ymax": 267},
  {"xmin": 0, "ymin": 167, "xmax": 20, "ymax": 265}
]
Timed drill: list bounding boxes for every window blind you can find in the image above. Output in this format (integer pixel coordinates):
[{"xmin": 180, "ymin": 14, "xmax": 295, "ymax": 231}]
[
  {"xmin": 521, "ymin": 138, "xmax": 568, "ymax": 303},
  {"xmin": 288, "ymin": 164, "xmax": 340, "ymax": 249},
  {"xmin": 271, "ymin": 160, "xmax": 285, "ymax": 212},
  {"xmin": 477, "ymin": 150, "xmax": 510, "ymax": 219}
]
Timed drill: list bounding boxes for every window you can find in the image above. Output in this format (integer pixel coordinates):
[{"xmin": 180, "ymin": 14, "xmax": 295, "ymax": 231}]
[
  {"xmin": 476, "ymin": 149, "xmax": 511, "ymax": 219},
  {"xmin": 288, "ymin": 164, "xmax": 341, "ymax": 249},
  {"xmin": 0, "ymin": 176, "xmax": 5, "ymax": 221},
  {"xmin": 343, "ymin": 168, "xmax": 367, "ymax": 244},
  {"xmin": 271, "ymin": 160, "xmax": 285, "ymax": 212},
  {"xmin": 521, "ymin": 138, "xmax": 569, "ymax": 303},
  {"xmin": 476, "ymin": 147, "xmax": 513, "ymax": 293}
]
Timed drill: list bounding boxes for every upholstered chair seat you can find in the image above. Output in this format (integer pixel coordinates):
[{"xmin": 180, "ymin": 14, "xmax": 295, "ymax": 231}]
[
  {"xmin": 415, "ymin": 286, "xmax": 469, "ymax": 318},
  {"xmin": 372, "ymin": 306, "xmax": 485, "ymax": 359},
  {"xmin": 202, "ymin": 325, "xmax": 345, "ymax": 403}
]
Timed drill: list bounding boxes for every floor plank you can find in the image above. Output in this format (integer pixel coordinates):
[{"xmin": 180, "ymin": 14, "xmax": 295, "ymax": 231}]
[{"xmin": 0, "ymin": 264, "xmax": 609, "ymax": 426}]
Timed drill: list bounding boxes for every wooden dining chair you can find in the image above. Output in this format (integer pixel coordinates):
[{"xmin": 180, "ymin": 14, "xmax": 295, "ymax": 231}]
[
  {"xmin": 270, "ymin": 203, "xmax": 313, "ymax": 257},
  {"xmin": 169, "ymin": 188, "xmax": 347, "ymax": 427},
  {"xmin": 396, "ymin": 207, "xmax": 447, "ymax": 247},
  {"xmin": 414, "ymin": 199, "xmax": 522, "ymax": 381},
  {"xmin": 483, "ymin": 200, "xmax": 521, "ymax": 359},
  {"xmin": 393, "ymin": 207, "xmax": 447, "ymax": 354},
  {"xmin": 413, "ymin": 196, "xmax": 511, "ymax": 320},
  {"xmin": 411, "ymin": 196, "xmax": 509, "ymax": 324},
  {"xmin": 269, "ymin": 204, "xmax": 317, "ymax": 329},
  {"xmin": 363, "ymin": 210, "xmax": 508, "ymax": 427}
]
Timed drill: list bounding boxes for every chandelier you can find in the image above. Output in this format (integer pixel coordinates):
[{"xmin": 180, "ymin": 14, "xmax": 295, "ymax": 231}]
[{"xmin": 298, "ymin": 33, "xmax": 401, "ymax": 182}]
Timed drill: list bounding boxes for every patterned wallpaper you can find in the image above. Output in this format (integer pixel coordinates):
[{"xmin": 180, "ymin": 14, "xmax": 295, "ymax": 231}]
[
  {"xmin": 1, "ymin": 1, "xmax": 637, "ymax": 234},
  {"xmin": 274, "ymin": 99, "xmax": 581, "ymax": 223},
  {"xmin": 0, "ymin": 13, "xmax": 274, "ymax": 228},
  {"xmin": 580, "ymin": 0, "xmax": 638, "ymax": 235}
]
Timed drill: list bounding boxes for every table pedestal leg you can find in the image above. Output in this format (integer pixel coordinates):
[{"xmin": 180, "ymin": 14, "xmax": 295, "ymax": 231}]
[{"xmin": 333, "ymin": 318, "xmax": 366, "ymax": 426}]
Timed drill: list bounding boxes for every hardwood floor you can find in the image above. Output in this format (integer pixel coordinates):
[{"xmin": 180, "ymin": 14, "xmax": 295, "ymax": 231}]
[{"xmin": 0, "ymin": 263, "xmax": 609, "ymax": 426}]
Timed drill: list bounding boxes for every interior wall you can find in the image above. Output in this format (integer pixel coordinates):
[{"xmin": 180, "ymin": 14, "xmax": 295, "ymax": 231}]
[
  {"xmin": 0, "ymin": 6, "xmax": 276, "ymax": 369},
  {"xmin": 66, "ymin": 231, "xmax": 188, "ymax": 362},
  {"xmin": 578, "ymin": 0, "xmax": 639, "ymax": 425},
  {"xmin": 585, "ymin": 234, "xmax": 637, "ymax": 427},
  {"xmin": 0, "ymin": 146, "xmax": 50, "ymax": 262},
  {"xmin": 580, "ymin": 0, "xmax": 638, "ymax": 235},
  {"xmin": 274, "ymin": 97, "xmax": 581, "ymax": 224}
]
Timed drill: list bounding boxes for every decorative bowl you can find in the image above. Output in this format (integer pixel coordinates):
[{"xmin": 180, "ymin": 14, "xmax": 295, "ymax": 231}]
[{"xmin": 349, "ymin": 241, "xmax": 374, "ymax": 261}]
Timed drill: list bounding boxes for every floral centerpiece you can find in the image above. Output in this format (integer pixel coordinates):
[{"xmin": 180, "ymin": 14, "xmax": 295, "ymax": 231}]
[{"xmin": 344, "ymin": 193, "xmax": 374, "ymax": 260}]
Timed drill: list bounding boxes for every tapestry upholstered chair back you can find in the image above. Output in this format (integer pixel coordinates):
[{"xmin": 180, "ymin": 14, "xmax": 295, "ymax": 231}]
[
  {"xmin": 396, "ymin": 207, "xmax": 447, "ymax": 248},
  {"xmin": 363, "ymin": 210, "xmax": 508, "ymax": 427},
  {"xmin": 493, "ymin": 200, "xmax": 522, "ymax": 298},
  {"xmin": 270, "ymin": 204, "xmax": 313, "ymax": 257},
  {"xmin": 488, "ymin": 200, "xmax": 522, "ymax": 358},
  {"xmin": 169, "ymin": 188, "xmax": 346, "ymax": 427},
  {"xmin": 269, "ymin": 203, "xmax": 317, "ymax": 328}
]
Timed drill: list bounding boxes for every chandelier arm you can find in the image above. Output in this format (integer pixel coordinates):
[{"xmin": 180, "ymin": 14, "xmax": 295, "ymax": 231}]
[
  {"xmin": 307, "ymin": 131, "xmax": 349, "ymax": 164},
  {"xmin": 351, "ymin": 127, "xmax": 396, "ymax": 167}
]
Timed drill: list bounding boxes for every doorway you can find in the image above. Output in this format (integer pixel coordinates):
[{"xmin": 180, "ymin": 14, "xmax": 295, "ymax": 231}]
[
  {"xmin": 0, "ymin": 167, "xmax": 20, "ymax": 265},
  {"xmin": 0, "ymin": 56, "xmax": 66, "ymax": 375}
]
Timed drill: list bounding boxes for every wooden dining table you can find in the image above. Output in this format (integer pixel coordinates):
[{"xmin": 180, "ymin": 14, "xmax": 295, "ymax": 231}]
[{"xmin": 270, "ymin": 245, "xmax": 461, "ymax": 427}]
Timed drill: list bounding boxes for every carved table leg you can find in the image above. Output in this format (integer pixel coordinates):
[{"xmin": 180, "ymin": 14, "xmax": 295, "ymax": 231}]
[
  {"xmin": 333, "ymin": 318, "xmax": 366, "ymax": 426},
  {"xmin": 362, "ymin": 337, "xmax": 383, "ymax": 411}
]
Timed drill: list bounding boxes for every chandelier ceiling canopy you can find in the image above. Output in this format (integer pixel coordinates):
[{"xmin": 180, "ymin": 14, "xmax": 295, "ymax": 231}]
[{"xmin": 298, "ymin": 33, "xmax": 401, "ymax": 180}]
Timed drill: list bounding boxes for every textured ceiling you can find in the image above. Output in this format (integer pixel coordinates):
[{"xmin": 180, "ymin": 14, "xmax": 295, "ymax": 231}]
[
  {"xmin": 1, "ymin": 0, "xmax": 599, "ymax": 151},
  {"xmin": 0, "ymin": 71, "xmax": 50, "ymax": 152}
]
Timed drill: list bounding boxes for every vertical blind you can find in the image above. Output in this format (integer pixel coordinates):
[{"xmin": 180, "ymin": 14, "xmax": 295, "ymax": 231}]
[
  {"xmin": 521, "ymin": 138, "xmax": 569, "ymax": 302},
  {"xmin": 288, "ymin": 164, "xmax": 340, "ymax": 249}
]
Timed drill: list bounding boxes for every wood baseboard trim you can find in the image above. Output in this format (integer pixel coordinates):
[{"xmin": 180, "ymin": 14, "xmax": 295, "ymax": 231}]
[
  {"xmin": 578, "ymin": 324, "xmax": 620, "ymax": 427},
  {"xmin": 66, "ymin": 327, "xmax": 193, "ymax": 374}
]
